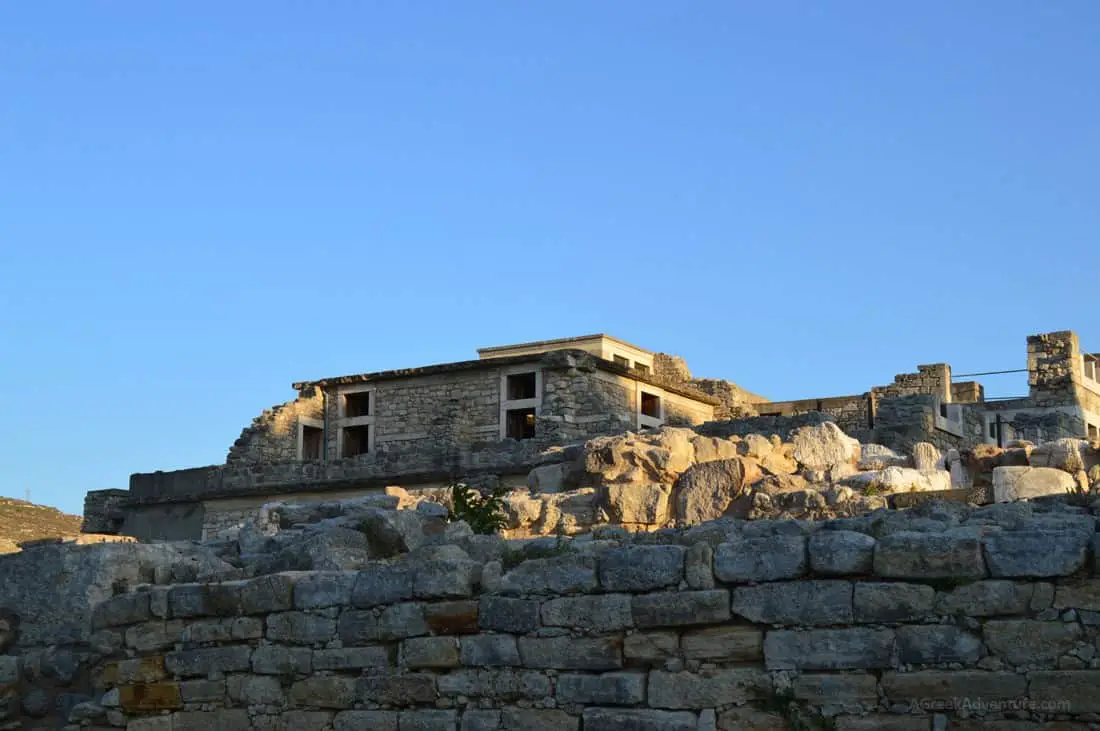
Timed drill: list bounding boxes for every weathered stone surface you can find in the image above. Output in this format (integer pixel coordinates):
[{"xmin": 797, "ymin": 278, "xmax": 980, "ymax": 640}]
[
  {"xmin": 854, "ymin": 582, "xmax": 934, "ymax": 622},
  {"xmin": 397, "ymin": 709, "xmax": 457, "ymax": 730},
  {"xmin": 499, "ymin": 554, "xmax": 598, "ymax": 595},
  {"xmin": 227, "ymin": 674, "xmax": 284, "ymax": 705},
  {"xmin": 714, "ymin": 534, "xmax": 807, "ymax": 582},
  {"xmin": 858, "ymin": 444, "xmax": 909, "ymax": 471},
  {"xmin": 732, "ymin": 580, "xmax": 854, "ymax": 626},
  {"xmin": 517, "ymin": 636, "xmax": 622, "ymax": 670},
  {"xmin": 356, "ymin": 674, "xmax": 436, "ymax": 705},
  {"xmin": 423, "ymin": 600, "xmax": 479, "ymax": 635},
  {"xmin": 912, "ymin": 442, "xmax": 943, "ymax": 472},
  {"xmin": 680, "ymin": 626, "xmax": 763, "ymax": 661},
  {"xmin": 1028, "ymin": 670, "xmax": 1100, "ymax": 713},
  {"xmin": 351, "ymin": 563, "xmax": 414, "ymax": 607},
  {"xmin": 809, "ymin": 531, "xmax": 875, "ymax": 576},
  {"xmin": 168, "ymin": 583, "xmax": 242, "ymax": 618},
  {"xmin": 556, "ymin": 672, "xmax": 646, "ymax": 705},
  {"xmin": 252, "ymin": 645, "xmax": 311, "ymax": 675},
  {"xmin": 91, "ymin": 592, "xmax": 151, "ymax": 628},
  {"xmin": 716, "ymin": 707, "xmax": 788, "ymax": 731},
  {"xmin": 935, "ymin": 580, "xmax": 1034, "ymax": 616},
  {"xmin": 541, "ymin": 594, "xmax": 633, "ymax": 632},
  {"xmin": 266, "ymin": 611, "xmax": 336, "ymax": 645},
  {"xmin": 895, "ymin": 624, "xmax": 982, "ymax": 664},
  {"xmin": 764, "ymin": 628, "xmax": 895, "ymax": 670},
  {"xmin": 599, "ymin": 545, "xmax": 685, "ymax": 591},
  {"xmin": 403, "ymin": 637, "xmax": 460, "ymax": 669},
  {"xmin": 478, "ymin": 596, "xmax": 539, "ymax": 633},
  {"xmin": 313, "ymin": 647, "xmax": 390, "ymax": 671},
  {"xmin": 832, "ymin": 715, "xmax": 930, "ymax": 730},
  {"xmin": 165, "ymin": 646, "xmax": 251, "ymax": 677},
  {"xmin": 672, "ymin": 458, "xmax": 757, "ymax": 524},
  {"xmin": 294, "ymin": 571, "xmax": 357, "ymax": 609},
  {"xmin": 881, "ymin": 670, "xmax": 1026, "ymax": 700},
  {"xmin": 623, "ymin": 631, "xmax": 679, "ymax": 663},
  {"xmin": 599, "ymin": 483, "xmax": 673, "ymax": 525},
  {"xmin": 792, "ymin": 673, "xmax": 878, "ymax": 704},
  {"xmin": 582, "ymin": 708, "xmax": 698, "ymax": 731},
  {"xmin": 460, "ymin": 634, "xmax": 520, "ymax": 667},
  {"xmin": 414, "ymin": 559, "xmax": 480, "ymax": 599},
  {"xmin": 684, "ymin": 541, "xmax": 714, "ymax": 589},
  {"xmin": 984, "ymin": 620, "xmax": 1082, "ymax": 665},
  {"xmin": 338, "ymin": 603, "xmax": 429, "ymax": 643},
  {"xmin": 632, "ymin": 590, "xmax": 730, "ymax": 627},
  {"xmin": 1053, "ymin": 580, "xmax": 1100, "ymax": 611},
  {"xmin": 648, "ymin": 668, "xmax": 771, "ymax": 709},
  {"xmin": 173, "ymin": 710, "xmax": 251, "ymax": 731},
  {"xmin": 1029, "ymin": 438, "xmax": 1089, "ymax": 472},
  {"xmin": 334, "ymin": 711, "xmax": 397, "ymax": 731},
  {"xmin": 287, "ymin": 676, "xmax": 357, "ymax": 708},
  {"xmin": 992, "ymin": 466, "xmax": 1078, "ymax": 502},
  {"xmin": 240, "ymin": 573, "xmax": 298, "ymax": 614},
  {"xmin": 983, "ymin": 530, "xmax": 1090, "ymax": 578},
  {"xmin": 792, "ymin": 422, "xmax": 860, "ymax": 471},
  {"xmin": 528, "ymin": 463, "xmax": 568, "ymax": 494},
  {"xmin": 873, "ymin": 532, "xmax": 986, "ymax": 579},
  {"xmin": 436, "ymin": 669, "xmax": 550, "ymax": 700}
]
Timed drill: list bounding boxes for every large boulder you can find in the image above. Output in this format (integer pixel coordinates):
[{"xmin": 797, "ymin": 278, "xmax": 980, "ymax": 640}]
[
  {"xmin": 992, "ymin": 467, "xmax": 1078, "ymax": 503},
  {"xmin": 1029, "ymin": 439, "xmax": 1089, "ymax": 473},
  {"xmin": 912, "ymin": 442, "xmax": 944, "ymax": 472},
  {"xmin": 791, "ymin": 422, "xmax": 860, "ymax": 472},
  {"xmin": 844, "ymin": 467, "xmax": 950, "ymax": 494},
  {"xmin": 673, "ymin": 458, "xmax": 760, "ymax": 525},
  {"xmin": 599, "ymin": 484, "xmax": 672, "ymax": 527},
  {"xmin": 690, "ymin": 436, "xmax": 741, "ymax": 464},
  {"xmin": 527, "ymin": 463, "xmax": 569, "ymax": 494},
  {"xmin": 858, "ymin": 444, "xmax": 909, "ymax": 471},
  {"xmin": 578, "ymin": 428, "xmax": 696, "ymax": 486}
]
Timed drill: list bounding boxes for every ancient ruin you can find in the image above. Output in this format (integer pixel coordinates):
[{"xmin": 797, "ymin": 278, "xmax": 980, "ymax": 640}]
[{"xmin": 3, "ymin": 329, "xmax": 1100, "ymax": 728}]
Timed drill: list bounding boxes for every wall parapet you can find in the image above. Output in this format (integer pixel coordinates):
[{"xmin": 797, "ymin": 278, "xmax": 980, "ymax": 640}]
[{"xmin": 42, "ymin": 501, "xmax": 1100, "ymax": 729}]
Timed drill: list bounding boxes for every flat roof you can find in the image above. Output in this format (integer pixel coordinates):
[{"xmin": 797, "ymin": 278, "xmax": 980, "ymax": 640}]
[{"xmin": 476, "ymin": 333, "xmax": 654, "ymax": 356}]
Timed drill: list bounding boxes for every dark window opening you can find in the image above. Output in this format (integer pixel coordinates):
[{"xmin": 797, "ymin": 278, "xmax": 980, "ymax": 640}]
[
  {"xmin": 506, "ymin": 372, "xmax": 537, "ymax": 400},
  {"xmin": 344, "ymin": 391, "xmax": 371, "ymax": 418},
  {"xmin": 641, "ymin": 392, "xmax": 661, "ymax": 419},
  {"xmin": 302, "ymin": 425, "xmax": 323, "ymax": 461},
  {"xmin": 634, "ymin": 362, "xmax": 650, "ymax": 375},
  {"xmin": 939, "ymin": 402, "xmax": 948, "ymax": 418},
  {"xmin": 506, "ymin": 408, "xmax": 536, "ymax": 439},
  {"xmin": 1089, "ymin": 424, "xmax": 1098, "ymax": 439},
  {"xmin": 343, "ymin": 425, "xmax": 370, "ymax": 457},
  {"xmin": 989, "ymin": 421, "xmax": 998, "ymax": 438},
  {"xmin": 613, "ymin": 355, "xmax": 630, "ymax": 367}
]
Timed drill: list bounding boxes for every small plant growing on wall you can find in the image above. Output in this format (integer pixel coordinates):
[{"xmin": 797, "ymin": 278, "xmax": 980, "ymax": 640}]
[{"xmin": 448, "ymin": 481, "xmax": 508, "ymax": 534}]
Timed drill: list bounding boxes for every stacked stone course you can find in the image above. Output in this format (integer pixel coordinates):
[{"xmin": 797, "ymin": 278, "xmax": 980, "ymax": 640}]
[{"xmin": 29, "ymin": 502, "xmax": 1098, "ymax": 730}]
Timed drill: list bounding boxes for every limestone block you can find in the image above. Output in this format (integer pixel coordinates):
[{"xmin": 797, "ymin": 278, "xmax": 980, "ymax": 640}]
[
  {"xmin": 809, "ymin": 531, "xmax": 875, "ymax": 575},
  {"xmin": 880, "ymin": 670, "xmax": 1026, "ymax": 702},
  {"xmin": 623, "ymin": 631, "xmax": 679, "ymax": 663},
  {"xmin": 715, "ymin": 707, "xmax": 788, "ymax": 731},
  {"xmin": 460, "ymin": 710, "xmax": 500, "ymax": 731},
  {"xmin": 1029, "ymin": 438, "xmax": 1089, "ymax": 472},
  {"xmin": 853, "ymin": 582, "xmax": 934, "ymax": 622},
  {"xmin": 119, "ymin": 683, "xmax": 182, "ymax": 712},
  {"xmin": 555, "ymin": 672, "xmax": 646, "ymax": 705},
  {"xmin": 172, "ymin": 711, "xmax": 251, "ymax": 731},
  {"xmin": 895, "ymin": 625, "xmax": 982, "ymax": 664},
  {"xmin": 403, "ymin": 637, "xmax": 460, "ymax": 669},
  {"xmin": 356, "ymin": 674, "xmax": 436, "ymax": 705},
  {"xmin": 599, "ymin": 545, "xmax": 684, "ymax": 592},
  {"xmin": 424, "ymin": 601, "xmax": 479, "ymax": 635},
  {"xmin": 478, "ymin": 596, "xmax": 539, "ymax": 634},
  {"xmin": 164, "ymin": 646, "xmax": 251, "ymax": 677},
  {"xmin": 582, "ymin": 708, "xmax": 697, "ymax": 731},
  {"xmin": 312, "ymin": 647, "xmax": 390, "ymax": 671},
  {"xmin": 352, "ymin": 563, "xmax": 415, "ymax": 607},
  {"xmin": 460, "ymin": 634, "xmax": 520, "ymax": 667},
  {"xmin": 527, "ymin": 463, "xmax": 568, "ymax": 494},
  {"xmin": 226, "ymin": 675, "xmax": 284, "ymax": 706},
  {"xmin": 334, "ymin": 711, "xmax": 398, "ymax": 731},
  {"xmin": 240, "ymin": 573, "xmax": 298, "ymax": 614},
  {"xmin": 648, "ymin": 668, "xmax": 771, "ymax": 709},
  {"xmin": 293, "ymin": 571, "xmax": 357, "ymax": 609},
  {"xmin": 1028, "ymin": 670, "xmax": 1100, "ymax": 713},
  {"xmin": 992, "ymin": 465, "xmax": 1078, "ymax": 502},
  {"xmin": 252, "ymin": 645, "xmax": 311, "ymax": 675},
  {"xmin": 499, "ymin": 554, "xmax": 598, "ymax": 596},
  {"xmin": 983, "ymin": 529, "xmax": 1090, "ymax": 578},
  {"xmin": 857, "ymin": 444, "xmax": 909, "ymax": 471},
  {"xmin": 285, "ymin": 676, "xmax": 357, "ymax": 709},
  {"xmin": 792, "ymin": 673, "xmax": 878, "ymax": 704},
  {"xmin": 983, "ymin": 619, "xmax": 1082, "ymax": 665},
  {"xmin": 599, "ymin": 483, "xmax": 672, "ymax": 526},
  {"xmin": 731, "ymin": 580, "xmax": 854, "ymax": 626},
  {"xmin": 680, "ymin": 626, "xmax": 763, "ymax": 662},
  {"xmin": 1053, "ymin": 579, "xmax": 1100, "ymax": 611},
  {"xmin": 414, "ymin": 559, "xmax": 481, "ymax": 600},
  {"xmin": 873, "ymin": 532, "xmax": 987, "ymax": 580},
  {"xmin": 912, "ymin": 442, "xmax": 943, "ymax": 471},
  {"xmin": 673, "ymin": 458, "xmax": 758, "ymax": 525},
  {"xmin": 541, "ymin": 594, "xmax": 633, "ymax": 632},
  {"xmin": 764, "ymin": 628, "xmax": 895, "ymax": 670},
  {"xmin": 714, "ymin": 534, "xmax": 807, "ymax": 582},
  {"xmin": 91, "ymin": 592, "xmax": 151, "ymax": 629},
  {"xmin": 168, "ymin": 583, "xmax": 242, "ymax": 618},
  {"xmin": 516, "ymin": 636, "xmax": 622, "ymax": 670},
  {"xmin": 791, "ymin": 422, "xmax": 860, "ymax": 471},
  {"xmin": 266, "ymin": 611, "xmax": 335, "ymax": 645},
  {"xmin": 934, "ymin": 580, "xmax": 1033, "ymax": 616},
  {"xmin": 436, "ymin": 668, "xmax": 549, "ymax": 700},
  {"xmin": 500, "ymin": 708, "xmax": 578, "ymax": 731},
  {"xmin": 690, "ymin": 435, "xmax": 741, "ymax": 464},
  {"xmin": 845, "ymin": 467, "xmax": 950, "ymax": 494},
  {"xmin": 631, "ymin": 589, "xmax": 730, "ymax": 628}
]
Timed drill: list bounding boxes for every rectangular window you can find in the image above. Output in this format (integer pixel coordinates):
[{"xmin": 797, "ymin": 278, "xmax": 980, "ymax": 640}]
[
  {"xmin": 505, "ymin": 408, "xmax": 536, "ymax": 440},
  {"xmin": 613, "ymin": 355, "xmax": 630, "ymax": 367},
  {"xmin": 939, "ymin": 402, "xmax": 948, "ymax": 418},
  {"xmin": 1089, "ymin": 424, "xmax": 1098, "ymax": 439},
  {"xmin": 301, "ymin": 425, "xmax": 323, "ymax": 461},
  {"xmin": 641, "ymin": 392, "xmax": 661, "ymax": 419},
  {"xmin": 989, "ymin": 421, "xmax": 998, "ymax": 438},
  {"xmin": 634, "ymin": 362, "xmax": 650, "ymax": 375},
  {"xmin": 506, "ymin": 372, "xmax": 537, "ymax": 401},
  {"xmin": 342, "ymin": 425, "xmax": 370, "ymax": 457},
  {"xmin": 344, "ymin": 391, "xmax": 371, "ymax": 418}
]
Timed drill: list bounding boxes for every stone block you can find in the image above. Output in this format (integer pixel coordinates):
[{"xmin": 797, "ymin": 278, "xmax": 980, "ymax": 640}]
[
  {"xmin": 164, "ymin": 646, "xmax": 251, "ymax": 677},
  {"xmin": 252, "ymin": 645, "xmax": 312, "ymax": 675},
  {"xmin": 983, "ymin": 620, "xmax": 1082, "ymax": 665},
  {"xmin": 356, "ymin": 674, "xmax": 437, "ymax": 705},
  {"xmin": 257, "ymin": 712, "xmax": 335, "ymax": 731},
  {"xmin": 833, "ymin": 716, "xmax": 929, "ymax": 730},
  {"xmin": 680, "ymin": 626, "xmax": 762, "ymax": 661},
  {"xmin": 880, "ymin": 670, "xmax": 1026, "ymax": 701},
  {"xmin": 288, "ymin": 676, "xmax": 357, "ymax": 708},
  {"xmin": 854, "ymin": 582, "xmax": 935, "ymax": 623},
  {"xmin": 632, "ymin": 589, "xmax": 730, "ymax": 628},
  {"xmin": 992, "ymin": 466, "xmax": 1077, "ymax": 502},
  {"xmin": 352, "ymin": 563, "xmax": 415, "ymax": 607},
  {"xmin": 648, "ymin": 668, "xmax": 771, "ymax": 709},
  {"xmin": 92, "ymin": 593, "xmax": 151, "ymax": 628},
  {"xmin": 792, "ymin": 673, "xmax": 878, "ymax": 704},
  {"xmin": 334, "ymin": 711, "xmax": 398, "ymax": 731},
  {"xmin": 582, "ymin": 708, "xmax": 698, "ymax": 731},
  {"xmin": 240, "ymin": 573, "xmax": 297, "ymax": 614},
  {"xmin": 436, "ymin": 669, "xmax": 549, "ymax": 700},
  {"xmin": 172, "ymin": 710, "xmax": 251, "ymax": 731},
  {"xmin": 119, "ymin": 683, "xmax": 183, "ymax": 712},
  {"xmin": 227, "ymin": 674, "xmax": 284, "ymax": 705},
  {"xmin": 895, "ymin": 625, "xmax": 982, "ymax": 665},
  {"xmin": 873, "ymin": 532, "xmax": 987, "ymax": 580},
  {"xmin": 623, "ymin": 631, "xmax": 678, "ymax": 663},
  {"xmin": 983, "ymin": 530, "xmax": 1090, "ymax": 578},
  {"xmin": 1054, "ymin": 580, "xmax": 1100, "ymax": 611},
  {"xmin": 168, "ymin": 583, "xmax": 241, "ymax": 618},
  {"xmin": 555, "ymin": 672, "xmax": 646, "ymax": 705},
  {"xmin": 934, "ymin": 580, "xmax": 1033, "ymax": 617},
  {"xmin": 460, "ymin": 710, "xmax": 500, "ymax": 731},
  {"xmin": 764, "ymin": 628, "xmax": 895, "ymax": 670},
  {"xmin": 128, "ymin": 717, "xmax": 175, "ymax": 731},
  {"xmin": 294, "ymin": 571, "xmax": 357, "ymax": 609},
  {"xmin": 460, "ymin": 634, "xmax": 520, "ymax": 667},
  {"xmin": 402, "ymin": 637, "xmax": 460, "ymax": 669},
  {"xmin": 499, "ymin": 554, "xmax": 598, "ymax": 595},
  {"xmin": 424, "ymin": 601, "xmax": 479, "ymax": 635},
  {"xmin": 0, "ymin": 655, "xmax": 19, "ymax": 684},
  {"xmin": 339, "ymin": 604, "xmax": 429, "ymax": 644},
  {"xmin": 116, "ymin": 656, "xmax": 167, "ymax": 684},
  {"xmin": 714, "ymin": 534, "xmax": 807, "ymax": 582},
  {"xmin": 179, "ymin": 679, "xmax": 224, "ymax": 703},
  {"xmin": 398, "ymin": 709, "xmax": 458, "ymax": 731},
  {"xmin": 478, "ymin": 596, "xmax": 539, "ymax": 633},
  {"xmin": 313, "ymin": 647, "xmax": 391, "ymax": 671},
  {"xmin": 598, "ymin": 545, "xmax": 685, "ymax": 592},
  {"xmin": 414, "ymin": 559, "xmax": 481, "ymax": 599},
  {"xmin": 684, "ymin": 542, "xmax": 715, "ymax": 589},
  {"xmin": 809, "ymin": 530, "xmax": 876, "ymax": 576},
  {"xmin": 266, "ymin": 611, "xmax": 336, "ymax": 645},
  {"xmin": 541, "ymin": 594, "xmax": 633, "ymax": 632},
  {"xmin": 715, "ymin": 707, "xmax": 788, "ymax": 730},
  {"xmin": 517, "ymin": 636, "xmax": 622, "ymax": 670},
  {"xmin": 500, "ymin": 709, "xmax": 578, "ymax": 731},
  {"xmin": 126, "ymin": 621, "xmax": 184, "ymax": 653},
  {"xmin": 732, "ymin": 580, "xmax": 853, "ymax": 625},
  {"xmin": 1028, "ymin": 670, "xmax": 1100, "ymax": 713}
]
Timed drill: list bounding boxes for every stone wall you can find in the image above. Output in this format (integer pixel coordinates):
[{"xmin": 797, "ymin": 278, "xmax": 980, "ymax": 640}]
[
  {"xmin": 82, "ymin": 489, "xmax": 130, "ymax": 534},
  {"xmin": 227, "ymin": 388, "xmax": 324, "ymax": 466},
  {"xmin": 757, "ymin": 395, "xmax": 872, "ymax": 436},
  {"xmin": 45, "ymin": 501, "xmax": 1100, "ymax": 730},
  {"xmin": 873, "ymin": 395, "xmax": 984, "ymax": 452},
  {"xmin": 872, "ymin": 364, "xmax": 952, "ymax": 403}
]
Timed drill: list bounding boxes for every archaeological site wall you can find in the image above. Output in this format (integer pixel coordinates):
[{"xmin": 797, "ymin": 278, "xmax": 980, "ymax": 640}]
[{"xmin": 7, "ymin": 498, "xmax": 1100, "ymax": 730}]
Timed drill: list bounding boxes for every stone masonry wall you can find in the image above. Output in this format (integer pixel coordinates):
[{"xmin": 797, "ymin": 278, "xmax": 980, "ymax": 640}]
[
  {"xmin": 227, "ymin": 388, "xmax": 325, "ymax": 466},
  {"xmin": 68, "ymin": 503, "xmax": 1100, "ymax": 730}
]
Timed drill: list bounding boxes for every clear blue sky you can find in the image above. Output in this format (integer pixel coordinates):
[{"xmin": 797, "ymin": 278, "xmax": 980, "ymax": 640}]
[{"xmin": 2, "ymin": 2, "xmax": 1098, "ymax": 515}]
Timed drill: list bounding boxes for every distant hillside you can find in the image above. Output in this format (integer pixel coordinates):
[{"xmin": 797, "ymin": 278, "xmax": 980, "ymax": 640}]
[{"xmin": 0, "ymin": 497, "xmax": 83, "ymax": 554}]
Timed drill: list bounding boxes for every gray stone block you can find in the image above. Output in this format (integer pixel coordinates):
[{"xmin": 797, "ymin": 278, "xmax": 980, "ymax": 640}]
[
  {"xmin": 356, "ymin": 674, "xmax": 437, "ymax": 705},
  {"xmin": 91, "ymin": 592, "xmax": 151, "ymax": 629},
  {"xmin": 313, "ymin": 646, "xmax": 391, "ymax": 671},
  {"xmin": 168, "ymin": 583, "xmax": 242, "ymax": 618},
  {"xmin": 895, "ymin": 625, "xmax": 981, "ymax": 665},
  {"xmin": 680, "ymin": 626, "xmax": 762, "ymax": 661},
  {"xmin": 632, "ymin": 590, "xmax": 730, "ymax": 628},
  {"xmin": 398, "ymin": 709, "xmax": 458, "ymax": 731},
  {"xmin": 334, "ymin": 711, "xmax": 398, "ymax": 731},
  {"xmin": 252, "ymin": 645, "xmax": 311, "ymax": 675},
  {"xmin": 500, "ymin": 709, "xmax": 577, "ymax": 731},
  {"xmin": 598, "ymin": 545, "xmax": 685, "ymax": 592},
  {"xmin": 732, "ymin": 580, "xmax": 853, "ymax": 626},
  {"xmin": 352, "ymin": 563, "xmax": 415, "ymax": 607},
  {"xmin": 478, "ymin": 596, "xmax": 539, "ymax": 634},
  {"xmin": 287, "ymin": 676, "xmax": 357, "ymax": 709},
  {"xmin": 854, "ymin": 582, "xmax": 934, "ymax": 623},
  {"xmin": 414, "ymin": 559, "xmax": 481, "ymax": 599},
  {"xmin": 517, "ymin": 636, "xmax": 622, "ymax": 670},
  {"xmin": 240, "ymin": 573, "xmax": 297, "ymax": 614},
  {"xmin": 873, "ymin": 532, "xmax": 986, "ymax": 580},
  {"xmin": 714, "ymin": 534, "xmax": 807, "ymax": 582},
  {"xmin": 436, "ymin": 669, "xmax": 550, "ymax": 700},
  {"xmin": 499, "ymin": 554, "xmax": 598, "ymax": 595},
  {"xmin": 582, "ymin": 709, "xmax": 697, "ymax": 731},
  {"xmin": 983, "ymin": 619, "xmax": 1083, "ymax": 665},
  {"xmin": 764, "ymin": 628, "xmax": 895, "ymax": 670},
  {"xmin": 164, "ymin": 646, "xmax": 252, "ymax": 677},
  {"xmin": 541, "ymin": 594, "xmax": 633, "ymax": 632},
  {"xmin": 983, "ymin": 530, "xmax": 1090, "ymax": 578},
  {"xmin": 403, "ymin": 637, "xmax": 460, "ymax": 669},
  {"xmin": 808, "ymin": 530, "xmax": 875, "ymax": 576},
  {"xmin": 460, "ymin": 634, "xmax": 520, "ymax": 667},
  {"xmin": 647, "ymin": 668, "xmax": 771, "ymax": 709},
  {"xmin": 555, "ymin": 672, "xmax": 646, "ymax": 705},
  {"xmin": 294, "ymin": 571, "xmax": 357, "ymax": 609}
]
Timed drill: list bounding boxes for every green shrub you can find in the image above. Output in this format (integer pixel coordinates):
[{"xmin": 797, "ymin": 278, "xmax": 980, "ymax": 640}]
[{"xmin": 448, "ymin": 481, "xmax": 508, "ymax": 535}]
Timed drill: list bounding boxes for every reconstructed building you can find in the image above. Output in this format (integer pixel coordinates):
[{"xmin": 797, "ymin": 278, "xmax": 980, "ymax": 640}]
[{"xmin": 83, "ymin": 329, "xmax": 1099, "ymax": 542}]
